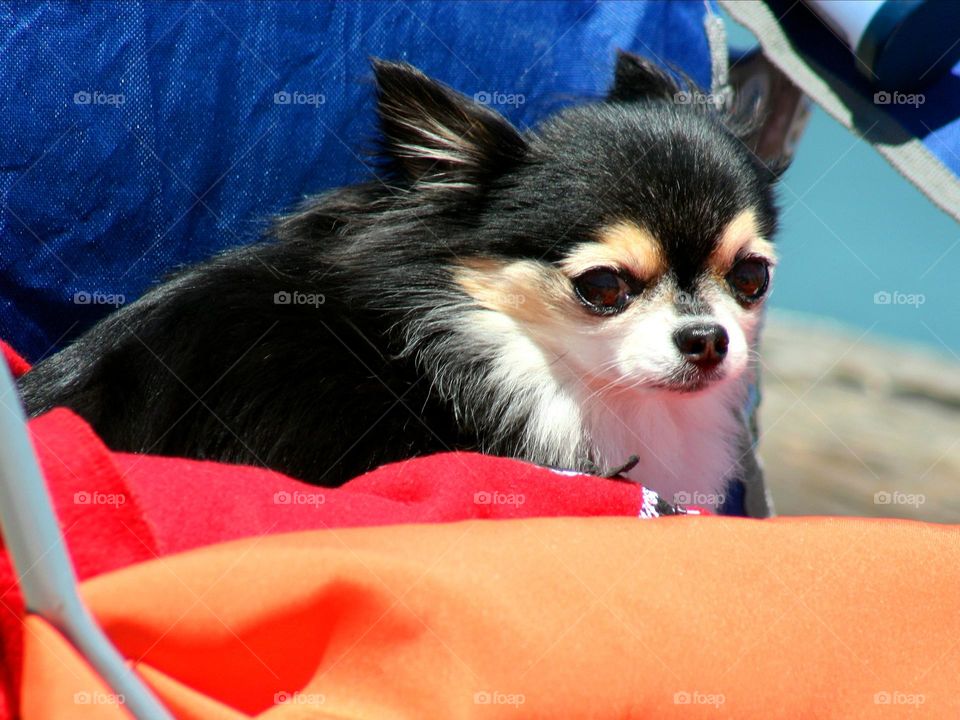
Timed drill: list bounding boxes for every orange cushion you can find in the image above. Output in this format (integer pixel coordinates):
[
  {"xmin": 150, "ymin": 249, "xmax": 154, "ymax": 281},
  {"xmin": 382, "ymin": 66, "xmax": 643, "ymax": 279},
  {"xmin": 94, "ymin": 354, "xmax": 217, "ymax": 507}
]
[{"xmin": 21, "ymin": 516, "xmax": 960, "ymax": 718}]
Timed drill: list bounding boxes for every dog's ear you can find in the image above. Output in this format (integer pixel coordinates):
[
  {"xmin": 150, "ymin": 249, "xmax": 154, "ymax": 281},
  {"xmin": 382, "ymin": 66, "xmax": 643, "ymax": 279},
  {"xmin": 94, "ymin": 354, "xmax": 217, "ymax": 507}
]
[
  {"xmin": 762, "ymin": 155, "xmax": 792, "ymax": 181},
  {"xmin": 607, "ymin": 50, "xmax": 681, "ymax": 103},
  {"xmin": 372, "ymin": 59, "xmax": 526, "ymax": 190}
]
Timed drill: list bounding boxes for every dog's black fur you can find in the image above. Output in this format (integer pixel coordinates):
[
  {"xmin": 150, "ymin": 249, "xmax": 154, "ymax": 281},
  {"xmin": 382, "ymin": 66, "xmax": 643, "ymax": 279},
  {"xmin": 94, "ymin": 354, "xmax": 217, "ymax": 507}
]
[{"xmin": 17, "ymin": 54, "xmax": 780, "ymax": 486}]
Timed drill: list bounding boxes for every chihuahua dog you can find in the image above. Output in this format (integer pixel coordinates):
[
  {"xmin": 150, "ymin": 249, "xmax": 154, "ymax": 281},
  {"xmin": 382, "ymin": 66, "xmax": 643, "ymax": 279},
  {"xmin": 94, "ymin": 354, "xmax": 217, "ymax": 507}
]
[{"xmin": 18, "ymin": 53, "xmax": 781, "ymax": 508}]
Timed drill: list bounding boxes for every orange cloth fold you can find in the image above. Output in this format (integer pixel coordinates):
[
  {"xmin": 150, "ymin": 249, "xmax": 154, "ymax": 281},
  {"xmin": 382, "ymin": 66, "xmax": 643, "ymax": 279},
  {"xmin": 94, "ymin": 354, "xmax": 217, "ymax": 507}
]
[{"xmin": 22, "ymin": 516, "xmax": 960, "ymax": 718}]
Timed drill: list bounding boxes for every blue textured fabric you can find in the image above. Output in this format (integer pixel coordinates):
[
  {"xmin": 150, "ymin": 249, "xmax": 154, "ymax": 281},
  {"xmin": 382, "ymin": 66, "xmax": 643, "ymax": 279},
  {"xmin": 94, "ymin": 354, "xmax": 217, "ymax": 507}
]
[
  {"xmin": 0, "ymin": 0, "xmax": 712, "ymax": 361},
  {"xmin": 719, "ymin": 478, "xmax": 747, "ymax": 517}
]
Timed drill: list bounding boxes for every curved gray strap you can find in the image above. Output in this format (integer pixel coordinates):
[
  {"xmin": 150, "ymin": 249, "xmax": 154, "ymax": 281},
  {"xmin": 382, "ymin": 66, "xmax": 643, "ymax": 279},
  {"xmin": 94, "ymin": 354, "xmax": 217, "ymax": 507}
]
[{"xmin": 0, "ymin": 358, "xmax": 173, "ymax": 719}]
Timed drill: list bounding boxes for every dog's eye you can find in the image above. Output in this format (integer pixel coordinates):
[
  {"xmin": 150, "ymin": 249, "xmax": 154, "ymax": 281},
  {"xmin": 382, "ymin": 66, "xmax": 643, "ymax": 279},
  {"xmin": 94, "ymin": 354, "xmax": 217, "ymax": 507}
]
[
  {"xmin": 727, "ymin": 257, "xmax": 769, "ymax": 302},
  {"xmin": 573, "ymin": 269, "xmax": 632, "ymax": 314}
]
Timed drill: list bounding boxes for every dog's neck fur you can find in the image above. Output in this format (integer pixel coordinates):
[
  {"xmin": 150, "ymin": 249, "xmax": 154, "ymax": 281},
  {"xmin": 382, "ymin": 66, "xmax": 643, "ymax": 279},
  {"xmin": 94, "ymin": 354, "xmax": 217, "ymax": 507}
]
[
  {"xmin": 404, "ymin": 301, "xmax": 746, "ymax": 509},
  {"xmin": 580, "ymin": 383, "xmax": 745, "ymax": 508}
]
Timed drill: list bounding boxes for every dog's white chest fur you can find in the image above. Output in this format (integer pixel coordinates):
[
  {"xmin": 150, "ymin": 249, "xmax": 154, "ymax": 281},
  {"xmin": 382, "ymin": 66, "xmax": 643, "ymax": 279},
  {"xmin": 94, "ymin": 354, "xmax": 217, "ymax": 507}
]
[
  {"xmin": 441, "ymin": 309, "xmax": 747, "ymax": 510},
  {"xmin": 513, "ymin": 371, "xmax": 743, "ymax": 510},
  {"xmin": 581, "ymin": 386, "xmax": 743, "ymax": 509},
  {"xmin": 481, "ymin": 329, "xmax": 742, "ymax": 510}
]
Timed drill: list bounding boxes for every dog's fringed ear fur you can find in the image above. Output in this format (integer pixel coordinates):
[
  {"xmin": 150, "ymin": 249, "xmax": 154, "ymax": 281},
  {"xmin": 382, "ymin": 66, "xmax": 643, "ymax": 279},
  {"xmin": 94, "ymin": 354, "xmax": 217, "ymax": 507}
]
[
  {"xmin": 607, "ymin": 50, "xmax": 684, "ymax": 103},
  {"xmin": 372, "ymin": 59, "xmax": 527, "ymax": 190},
  {"xmin": 608, "ymin": 50, "xmax": 790, "ymax": 182}
]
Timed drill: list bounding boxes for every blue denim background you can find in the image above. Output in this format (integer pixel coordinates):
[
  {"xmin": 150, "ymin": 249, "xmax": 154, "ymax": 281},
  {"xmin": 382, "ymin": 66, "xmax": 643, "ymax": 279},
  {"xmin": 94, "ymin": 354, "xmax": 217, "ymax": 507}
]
[{"xmin": 0, "ymin": 0, "xmax": 713, "ymax": 361}]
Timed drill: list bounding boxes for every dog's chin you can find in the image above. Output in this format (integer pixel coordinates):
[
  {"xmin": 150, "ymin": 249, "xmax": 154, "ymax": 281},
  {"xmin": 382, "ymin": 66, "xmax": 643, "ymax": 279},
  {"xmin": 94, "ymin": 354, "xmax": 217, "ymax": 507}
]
[
  {"xmin": 585, "ymin": 360, "xmax": 743, "ymax": 398},
  {"xmin": 650, "ymin": 364, "xmax": 733, "ymax": 394}
]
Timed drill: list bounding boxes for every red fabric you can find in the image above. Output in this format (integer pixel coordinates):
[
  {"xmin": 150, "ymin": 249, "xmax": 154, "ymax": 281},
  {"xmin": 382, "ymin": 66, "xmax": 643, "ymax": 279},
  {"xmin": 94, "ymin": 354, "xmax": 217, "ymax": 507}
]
[
  {"xmin": 0, "ymin": 341, "xmax": 29, "ymax": 379},
  {"xmin": 0, "ymin": 404, "xmax": 656, "ymax": 719}
]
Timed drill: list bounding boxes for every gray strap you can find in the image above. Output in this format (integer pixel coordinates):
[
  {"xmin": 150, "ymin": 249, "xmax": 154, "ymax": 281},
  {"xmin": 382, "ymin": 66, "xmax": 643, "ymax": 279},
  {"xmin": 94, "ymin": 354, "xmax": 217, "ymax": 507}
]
[
  {"xmin": 705, "ymin": 1, "xmax": 734, "ymax": 110},
  {"xmin": 0, "ymin": 359, "xmax": 173, "ymax": 719},
  {"xmin": 720, "ymin": 0, "xmax": 960, "ymax": 224}
]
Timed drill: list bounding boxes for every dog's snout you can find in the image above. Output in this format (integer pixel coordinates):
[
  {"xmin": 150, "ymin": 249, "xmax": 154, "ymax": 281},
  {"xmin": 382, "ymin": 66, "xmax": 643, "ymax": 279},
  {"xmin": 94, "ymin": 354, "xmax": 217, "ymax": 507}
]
[{"xmin": 673, "ymin": 323, "xmax": 729, "ymax": 368}]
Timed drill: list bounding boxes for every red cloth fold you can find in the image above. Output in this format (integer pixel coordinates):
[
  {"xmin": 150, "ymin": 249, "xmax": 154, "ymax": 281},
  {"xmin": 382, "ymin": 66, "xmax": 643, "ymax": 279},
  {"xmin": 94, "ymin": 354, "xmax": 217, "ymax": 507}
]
[{"xmin": 0, "ymin": 342, "xmax": 29, "ymax": 379}]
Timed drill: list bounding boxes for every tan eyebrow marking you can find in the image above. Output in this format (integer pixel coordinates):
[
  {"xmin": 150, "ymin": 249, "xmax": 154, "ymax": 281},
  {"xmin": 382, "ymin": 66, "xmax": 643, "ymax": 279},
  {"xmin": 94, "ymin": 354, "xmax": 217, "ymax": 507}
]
[
  {"xmin": 710, "ymin": 209, "xmax": 777, "ymax": 274},
  {"xmin": 560, "ymin": 221, "xmax": 667, "ymax": 280}
]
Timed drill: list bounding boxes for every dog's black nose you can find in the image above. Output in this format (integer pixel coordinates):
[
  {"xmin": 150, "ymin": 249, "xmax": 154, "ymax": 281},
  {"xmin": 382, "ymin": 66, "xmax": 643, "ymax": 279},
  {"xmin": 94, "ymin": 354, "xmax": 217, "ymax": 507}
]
[{"xmin": 673, "ymin": 323, "xmax": 729, "ymax": 368}]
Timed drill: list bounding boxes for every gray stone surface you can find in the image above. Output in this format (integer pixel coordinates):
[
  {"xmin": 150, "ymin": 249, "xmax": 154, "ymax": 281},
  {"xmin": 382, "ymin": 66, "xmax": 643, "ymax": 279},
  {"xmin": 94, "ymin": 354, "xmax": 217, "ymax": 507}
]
[{"xmin": 758, "ymin": 310, "xmax": 960, "ymax": 523}]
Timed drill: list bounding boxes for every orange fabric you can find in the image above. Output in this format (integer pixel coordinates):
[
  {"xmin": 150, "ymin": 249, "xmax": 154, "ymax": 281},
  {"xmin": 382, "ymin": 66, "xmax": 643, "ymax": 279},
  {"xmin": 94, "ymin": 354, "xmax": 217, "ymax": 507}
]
[
  {"xmin": 21, "ymin": 517, "xmax": 960, "ymax": 718},
  {"xmin": 20, "ymin": 617, "xmax": 129, "ymax": 720}
]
